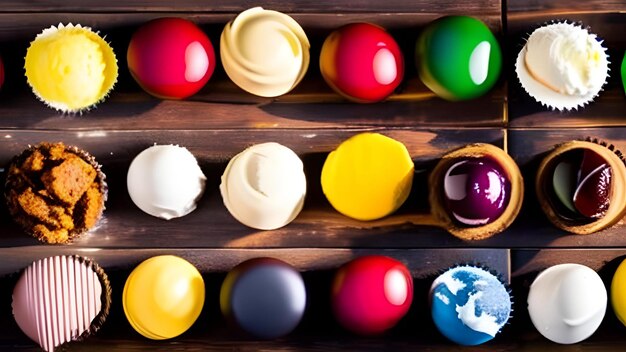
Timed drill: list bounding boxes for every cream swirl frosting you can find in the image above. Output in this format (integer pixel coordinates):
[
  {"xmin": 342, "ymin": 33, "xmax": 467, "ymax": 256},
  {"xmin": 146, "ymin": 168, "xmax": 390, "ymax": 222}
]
[
  {"xmin": 220, "ymin": 7, "xmax": 310, "ymax": 97},
  {"xmin": 524, "ymin": 22, "xmax": 608, "ymax": 97},
  {"xmin": 220, "ymin": 142, "xmax": 307, "ymax": 230}
]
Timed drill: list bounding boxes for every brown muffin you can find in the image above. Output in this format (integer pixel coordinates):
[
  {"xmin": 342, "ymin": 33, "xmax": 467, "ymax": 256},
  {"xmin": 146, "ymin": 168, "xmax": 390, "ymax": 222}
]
[{"xmin": 5, "ymin": 142, "xmax": 107, "ymax": 244}]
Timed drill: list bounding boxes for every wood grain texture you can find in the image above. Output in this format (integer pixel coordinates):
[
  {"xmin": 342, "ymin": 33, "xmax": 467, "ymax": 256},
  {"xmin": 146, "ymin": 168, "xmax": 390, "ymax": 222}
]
[
  {"xmin": 0, "ymin": 0, "xmax": 625, "ymax": 350},
  {"xmin": 0, "ymin": 248, "xmax": 510, "ymax": 350},
  {"xmin": 4, "ymin": 128, "xmax": 626, "ymax": 250},
  {"xmin": 0, "ymin": 0, "xmax": 501, "ymax": 15},
  {"xmin": 0, "ymin": 247, "xmax": 511, "ymax": 280},
  {"xmin": 511, "ymin": 248, "xmax": 626, "ymax": 277},
  {"xmin": 0, "ymin": 128, "xmax": 505, "ymax": 249},
  {"xmin": 508, "ymin": 0, "xmax": 626, "ymax": 13},
  {"xmin": 0, "ymin": 12, "xmax": 504, "ymax": 130}
]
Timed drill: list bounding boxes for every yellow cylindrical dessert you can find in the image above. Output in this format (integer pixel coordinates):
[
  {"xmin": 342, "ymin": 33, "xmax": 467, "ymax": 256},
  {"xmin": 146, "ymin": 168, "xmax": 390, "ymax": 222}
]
[
  {"xmin": 321, "ymin": 133, "xmax": 414, "ymax": 221},
  {"xmin": 25, "ymin": 23, "xmax": 118, "ymax": 112}
]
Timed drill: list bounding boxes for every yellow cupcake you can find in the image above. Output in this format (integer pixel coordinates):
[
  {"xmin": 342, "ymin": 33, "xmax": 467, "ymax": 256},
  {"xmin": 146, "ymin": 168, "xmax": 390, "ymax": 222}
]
[
  {"xmin": 25, "ymin": 23, "xmax": 118, "ymax": 113},
  {"xmin": 321, "ymin": 133, "xmax": 414, "ymax": 221}
]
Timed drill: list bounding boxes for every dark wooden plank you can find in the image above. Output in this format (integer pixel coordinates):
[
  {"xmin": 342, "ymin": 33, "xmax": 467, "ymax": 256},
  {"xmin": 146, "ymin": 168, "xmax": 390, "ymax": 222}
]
[
  {"xmin": 0, "ymin": 85, "xmax": 506, "ymax": 131},
  {"xmin": 6, "ymin": 336, "xmax": 624, "ymax": 352},
  {"xmin": 0, "ymin": 13, "xmax": 504, "ymax": 130},
  {"xmin": 0, "ymin": 247, "xmax": 510, "ymax": 280},
  {"xmin": 511, "ymin": 249, "xmax": 626, "ymax": 277},
  {"xmin": 6, "ymin": 128, "xmax": 626, "ymax": 250},
  {"xmin": 506, "ymin": 12, "xmax": 626, "ymax": 128},
  {"xmin": 508, "ymin": 0, "xmax": 626, "ymax": 13},
  {"xmin": 0, "ymin": 0, "xmax": 501, "ymax": 15},
  {"xmin": 0, "ymin": 248, "xmax": 510, "ymax": 351},
  {"xmin": 0, "ymin": 128, "xmax": 506, "ymax": 249}
]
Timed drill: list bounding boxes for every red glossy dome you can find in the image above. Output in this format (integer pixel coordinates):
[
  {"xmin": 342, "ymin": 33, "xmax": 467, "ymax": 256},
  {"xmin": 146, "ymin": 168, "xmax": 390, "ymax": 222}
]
[
  {"xmin": 331, "ymin": 255, "xmax": 413, "ymax": 335},
  {"xmin": 127, "ymin": 18, "xmax": 215, "ymax": 99},
  {"xmin": 320, "ymin": 23, "xmax": 404, "ymax": 103}
]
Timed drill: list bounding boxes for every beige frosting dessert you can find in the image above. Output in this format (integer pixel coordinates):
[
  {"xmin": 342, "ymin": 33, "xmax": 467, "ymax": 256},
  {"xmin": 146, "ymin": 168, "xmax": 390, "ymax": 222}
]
[
  {"xmin": 220, "ymin": 7, "xmax": 310, "ymax": 97},
  {"xmin": 12, "ymin": 255, "xmax": 111, "ymax": 351},
  {"xmin": 516, "ymin": 22, "xmax": 609, "ymax": 111},
  {"xmin": 220, "ymin": 142, "xmax": 307, "ymax": 230},
  {"xmin": 127, "ymin": 145, "xmax": 206, "ymax": 220}
]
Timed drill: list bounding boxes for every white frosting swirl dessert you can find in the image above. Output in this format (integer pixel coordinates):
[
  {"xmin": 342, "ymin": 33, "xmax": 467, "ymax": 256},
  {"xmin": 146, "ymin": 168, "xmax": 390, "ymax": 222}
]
[
  {"xmin": 220, "ymin": 7, "xmax": 310, "ymax": 97},
  {"xmin": 516, "ymin": 22, "xmax": 609, "ymax": 111},
  {"xmin": 220, "ymin": 142, "xmax": 306, "ymax": 230}
]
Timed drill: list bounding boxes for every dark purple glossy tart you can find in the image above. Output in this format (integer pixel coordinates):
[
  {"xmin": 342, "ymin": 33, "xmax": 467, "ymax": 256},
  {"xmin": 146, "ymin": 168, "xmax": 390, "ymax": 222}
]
[
  {"xmin": 536, "ymin": 139, "xmax": 626, "ymax": 234},
  {"xmin": 429, "ymin": 143, "xmax": 523, "ymax": 240}
]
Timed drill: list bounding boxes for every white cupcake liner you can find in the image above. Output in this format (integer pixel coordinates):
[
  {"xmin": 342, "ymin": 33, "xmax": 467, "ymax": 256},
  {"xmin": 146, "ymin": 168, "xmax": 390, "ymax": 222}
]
[
  {"xmin": 25, "ymin": 23, "xmax": 118, "ymax": 114},
  {"xmin": 515, "ymin": 22, "xmax": 609, "ymax": 111}
]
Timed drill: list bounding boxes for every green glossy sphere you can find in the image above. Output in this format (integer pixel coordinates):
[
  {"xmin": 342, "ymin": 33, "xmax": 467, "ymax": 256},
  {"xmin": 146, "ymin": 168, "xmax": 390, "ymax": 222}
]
[{"xmin": 416, "ymin": 16, "xmax": 502, "ymax": 101}]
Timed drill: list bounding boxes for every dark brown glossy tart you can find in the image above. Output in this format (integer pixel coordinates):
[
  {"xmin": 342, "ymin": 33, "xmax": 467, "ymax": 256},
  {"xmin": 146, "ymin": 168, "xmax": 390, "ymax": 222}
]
[
  {"xmin": 4, "ymin": 142, "xmax": 107, "ymax": 244},
  {"xmin": 429, "ymin": 143, "xmax": 524, "ymax": 241},
  {"xmin": 536, "ymin": 138, "xmax": 626, "ymax": 235}
]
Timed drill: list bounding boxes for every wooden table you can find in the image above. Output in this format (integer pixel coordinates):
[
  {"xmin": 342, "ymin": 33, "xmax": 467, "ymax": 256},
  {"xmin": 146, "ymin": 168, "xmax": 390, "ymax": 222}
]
[{"xmin": 0, "ymin": 0, "xmax": 624, "ymax": 350}]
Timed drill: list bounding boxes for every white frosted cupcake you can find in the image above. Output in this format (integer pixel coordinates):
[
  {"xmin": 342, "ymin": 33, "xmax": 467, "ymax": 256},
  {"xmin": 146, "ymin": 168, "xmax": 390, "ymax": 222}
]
[{"xmin": 516, "ymin": 22, "xmax": 609, "ymax": 111}]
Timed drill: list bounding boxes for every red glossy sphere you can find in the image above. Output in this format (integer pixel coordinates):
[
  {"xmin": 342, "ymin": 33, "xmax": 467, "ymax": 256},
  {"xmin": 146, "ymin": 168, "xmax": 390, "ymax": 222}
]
[
  {"xmin": 127, "ymin": 18, "xmax": 215, "ymax": 99},
  {"xmin": 0, "ymin": 55, "xmax": 4, "ymax": 89},
  {"xmin": 331, "ymin": 255, "xmax": 413, "ymax": 335},
  {"xmin": 320, "ymin": 23, "xmax": 404, "ymax": 103}
]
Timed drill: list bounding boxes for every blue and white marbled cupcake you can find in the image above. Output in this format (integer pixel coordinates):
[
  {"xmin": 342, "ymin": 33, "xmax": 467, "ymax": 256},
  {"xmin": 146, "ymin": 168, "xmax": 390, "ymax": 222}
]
[{"xmin": 430, "ymin": 265, "xmax": 511, "ymax": 345}]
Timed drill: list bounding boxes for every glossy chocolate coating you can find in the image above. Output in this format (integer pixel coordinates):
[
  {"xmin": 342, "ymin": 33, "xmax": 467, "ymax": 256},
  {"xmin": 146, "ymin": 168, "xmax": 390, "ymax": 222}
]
[
  {"xmin": 551, "ymin": 149, "xmax": 612, "ymax": 220},
  {"xmin": 220, "ymin": 258, "xmax": 306, "ymax": 339},
  {"xmin": 127, "ymin": 18, "xmax": 215, "ymax": 99},
  {"xmin": 443, "ymin": 157, "xmax": 511, "ymax": 226}
]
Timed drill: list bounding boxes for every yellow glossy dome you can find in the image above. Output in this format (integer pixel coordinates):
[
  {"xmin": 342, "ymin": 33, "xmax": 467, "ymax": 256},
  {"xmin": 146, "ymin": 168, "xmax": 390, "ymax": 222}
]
[
  {"xmin": 611, "ymin": 258, "xmax": 626, "ymax": 326},
  {"xmin": 321, "ymin": 133, "xmax": 414, "ymax": 221},
  {"xmin": 123, "ymin": 255, "xmax": 205, "ymax": 340}
]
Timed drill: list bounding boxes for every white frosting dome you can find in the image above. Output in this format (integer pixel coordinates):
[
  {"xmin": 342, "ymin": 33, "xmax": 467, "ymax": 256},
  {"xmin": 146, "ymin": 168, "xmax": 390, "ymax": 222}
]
[
  {"xmin": 220, "ymin": 7, "xmax": 310, "ymax": 97},
  {"xmin": 527, "ymin": 263, "xmax": 607, "ymax": 344},
  {"xmin": 516, "ymin": 22, "xmax": 609, "ymax": 111},
  {"xmin": 127, "ymin": 145, "xmax": 206, "ymax": 220},
  {"xmin": 525, "ymin": 23, "xmax": 608, "ymax": 96},
  {"xmin": 220, "ymin": 142, "xmax": 306, "ymax": 230}
]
